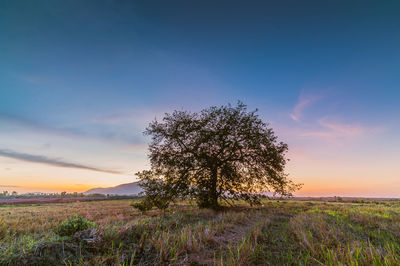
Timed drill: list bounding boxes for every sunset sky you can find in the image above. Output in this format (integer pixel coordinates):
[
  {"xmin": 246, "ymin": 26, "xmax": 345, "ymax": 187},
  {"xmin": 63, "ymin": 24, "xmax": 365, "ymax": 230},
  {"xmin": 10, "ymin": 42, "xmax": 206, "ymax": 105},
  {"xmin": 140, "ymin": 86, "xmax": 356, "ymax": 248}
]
[{"xmin": 1, "ymin": 1, "xmax": 400, "ymax": 196}]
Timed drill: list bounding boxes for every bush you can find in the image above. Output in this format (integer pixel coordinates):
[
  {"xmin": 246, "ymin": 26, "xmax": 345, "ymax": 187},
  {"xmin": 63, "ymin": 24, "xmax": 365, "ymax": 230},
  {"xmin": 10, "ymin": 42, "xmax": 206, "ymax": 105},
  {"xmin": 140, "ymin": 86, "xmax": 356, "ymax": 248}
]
[
  {"xmin": 55, "ymin": 215, "xmax": 96, "ymax": 236},
  {"xmin": 131, "ymin": 199, "xmax": 153, "ymax": 214},
  {"xmin": 152, "ymin": 197, "xmax": 170, "ymax": 211}
]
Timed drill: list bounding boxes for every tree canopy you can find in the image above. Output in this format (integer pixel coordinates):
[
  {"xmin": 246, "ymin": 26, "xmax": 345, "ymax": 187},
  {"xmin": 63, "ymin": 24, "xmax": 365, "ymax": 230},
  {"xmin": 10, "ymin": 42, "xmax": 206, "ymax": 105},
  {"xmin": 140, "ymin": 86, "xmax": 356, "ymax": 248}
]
[{"xmin": 136, "ymin": 102, "xmax": 301, "ymax": 210}]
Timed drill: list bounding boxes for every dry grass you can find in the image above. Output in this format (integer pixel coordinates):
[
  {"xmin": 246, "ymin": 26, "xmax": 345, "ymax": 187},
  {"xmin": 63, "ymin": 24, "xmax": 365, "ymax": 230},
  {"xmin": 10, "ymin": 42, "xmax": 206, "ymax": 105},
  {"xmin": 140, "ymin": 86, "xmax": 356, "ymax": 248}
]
[
  {"xmin": 0, "ymin": 199, "xmax": 400, "ymax": 265},
  {"xmin": 0, "ymin": 201, "xmax": 133, "ymax": 235}
]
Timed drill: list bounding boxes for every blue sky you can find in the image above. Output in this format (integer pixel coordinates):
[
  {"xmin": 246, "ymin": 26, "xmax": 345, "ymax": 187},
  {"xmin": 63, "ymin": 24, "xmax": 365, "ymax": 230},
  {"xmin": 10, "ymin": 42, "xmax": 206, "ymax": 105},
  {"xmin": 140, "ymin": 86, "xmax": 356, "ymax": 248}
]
[{"xmin": 1, "ymin": 1, "xmax": 400, "ymax": 196}]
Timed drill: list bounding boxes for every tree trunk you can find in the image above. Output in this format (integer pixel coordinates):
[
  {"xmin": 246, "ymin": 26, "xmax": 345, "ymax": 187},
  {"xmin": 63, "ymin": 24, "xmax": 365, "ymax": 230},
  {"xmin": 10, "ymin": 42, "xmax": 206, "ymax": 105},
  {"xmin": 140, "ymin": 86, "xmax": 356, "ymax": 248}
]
[{"xmin": 210, "ymin": 167, "xmax": 219, "ymax": 209}]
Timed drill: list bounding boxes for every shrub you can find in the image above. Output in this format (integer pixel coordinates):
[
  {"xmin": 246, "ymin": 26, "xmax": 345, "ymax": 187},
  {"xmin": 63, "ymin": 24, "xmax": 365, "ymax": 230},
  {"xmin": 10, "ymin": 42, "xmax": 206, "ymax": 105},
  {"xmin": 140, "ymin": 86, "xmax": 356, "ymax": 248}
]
[
  {"xmin": 152, "ymin": 197, "xmax": 170, "ymax": 211},
  {"xmin": 131, "ymin": 199, "xmax": 153, "ymax": 214},
  {"xmin": 135, "ymin": 175, "xmax": 174, "ymax": 211},
  {"xmin": 55, "ymin": 215, "xmax": 96, "ymax": 236}
]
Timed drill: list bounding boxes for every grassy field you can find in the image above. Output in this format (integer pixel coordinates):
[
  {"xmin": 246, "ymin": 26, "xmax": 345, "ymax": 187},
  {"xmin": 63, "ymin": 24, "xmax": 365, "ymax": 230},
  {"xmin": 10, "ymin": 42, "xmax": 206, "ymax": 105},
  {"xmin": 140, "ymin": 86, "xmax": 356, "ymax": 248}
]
[{"xmin": 1, "ymin": 199, "xmax": 400, "ymax": 265}]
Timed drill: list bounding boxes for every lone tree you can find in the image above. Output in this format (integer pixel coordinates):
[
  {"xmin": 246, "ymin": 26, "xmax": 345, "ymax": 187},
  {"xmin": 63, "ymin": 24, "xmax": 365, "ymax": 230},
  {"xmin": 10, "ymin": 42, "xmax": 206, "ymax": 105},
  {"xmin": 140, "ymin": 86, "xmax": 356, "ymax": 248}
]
[{"xmin": 136, "ymin": 102, "xmax": 301, "ymax": 210}]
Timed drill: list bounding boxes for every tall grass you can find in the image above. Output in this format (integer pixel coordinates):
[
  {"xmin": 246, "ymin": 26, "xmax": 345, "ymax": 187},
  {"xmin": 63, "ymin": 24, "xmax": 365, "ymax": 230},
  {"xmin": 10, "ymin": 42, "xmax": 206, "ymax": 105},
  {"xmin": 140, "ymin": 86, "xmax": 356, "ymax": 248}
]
[{"xmin": 0, "ymin": 199, "xmax": 399, "ymax": 265}]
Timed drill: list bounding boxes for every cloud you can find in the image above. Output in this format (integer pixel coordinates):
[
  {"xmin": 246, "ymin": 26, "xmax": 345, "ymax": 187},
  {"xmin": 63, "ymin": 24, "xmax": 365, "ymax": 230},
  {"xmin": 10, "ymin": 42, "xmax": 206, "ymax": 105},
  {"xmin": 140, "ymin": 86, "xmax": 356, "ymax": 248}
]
[
  {"xmin": 285, "ymin": 91, "xmax": 385, "ymax": 142},
  {"xmin": 318, "ymin": 119, "xmax": 366, "ymax": 136},
  {"xmin": 0, "ymin": 113, "xmax": 45, "ymax": 130},
  {"xmin": 0, "ymin": 149, "xmax": 122, "ymax": 175},
  {"xmin": 0, "ymin": 113, "xmax": 147, "ymax": 147},
  {"xmin": 290, "ymin": 93, "xmax": 322, "ymax": 122},
  {"xmin": 0, "ymin": 185, "xmax": 20, "ymax": 188},
  {"xmin": 0, "ymin": 113, "xmax": 81, "ymax": 138},
  {"xmin": 298, "ymin": 118, "xmax": 382, "ymax": 139}
]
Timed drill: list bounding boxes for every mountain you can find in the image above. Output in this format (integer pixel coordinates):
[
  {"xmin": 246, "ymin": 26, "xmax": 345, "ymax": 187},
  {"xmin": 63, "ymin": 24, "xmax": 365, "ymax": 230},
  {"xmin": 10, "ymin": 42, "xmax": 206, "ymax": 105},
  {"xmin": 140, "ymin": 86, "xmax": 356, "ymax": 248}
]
[{"xmin": 84, "ymin": 181, "xmax": 143, "ymax": 195}]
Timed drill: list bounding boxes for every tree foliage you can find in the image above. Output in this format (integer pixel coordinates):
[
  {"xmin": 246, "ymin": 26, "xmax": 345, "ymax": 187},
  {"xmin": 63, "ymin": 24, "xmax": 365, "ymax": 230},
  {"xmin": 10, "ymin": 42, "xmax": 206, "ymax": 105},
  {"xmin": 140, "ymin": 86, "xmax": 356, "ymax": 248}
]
[{"xmin": 137, "ymin": 102, "xmax": 301, "ymax": 209}]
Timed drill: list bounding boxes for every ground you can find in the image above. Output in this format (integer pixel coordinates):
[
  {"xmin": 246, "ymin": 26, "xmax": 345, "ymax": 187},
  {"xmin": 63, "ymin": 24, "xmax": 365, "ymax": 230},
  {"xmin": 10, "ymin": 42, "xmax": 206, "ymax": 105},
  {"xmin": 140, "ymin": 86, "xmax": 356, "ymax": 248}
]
[{"xmin": 0, "ymin": 199, "xmax": 400, "ymax": 265}]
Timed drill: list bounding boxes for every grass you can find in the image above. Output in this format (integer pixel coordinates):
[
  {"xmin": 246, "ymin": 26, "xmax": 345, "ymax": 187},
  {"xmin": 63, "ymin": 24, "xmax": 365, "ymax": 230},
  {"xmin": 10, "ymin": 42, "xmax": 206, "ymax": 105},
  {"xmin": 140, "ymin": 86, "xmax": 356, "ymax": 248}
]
[{"xmin": 0, "ymin": 199, "xmax": 399, "ymax": 265}]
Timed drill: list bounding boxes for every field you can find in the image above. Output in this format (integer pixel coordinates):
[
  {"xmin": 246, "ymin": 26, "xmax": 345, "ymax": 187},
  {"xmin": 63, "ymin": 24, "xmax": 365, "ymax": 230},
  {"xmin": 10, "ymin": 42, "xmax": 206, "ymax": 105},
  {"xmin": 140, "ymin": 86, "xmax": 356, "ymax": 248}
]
[
  {"xmin": 0, "ymin": 196, "xmax": 136, "ymax": 205},
  {"xmin": 1, "ymin": 199, "xmax": 400, "ymax": 265}
]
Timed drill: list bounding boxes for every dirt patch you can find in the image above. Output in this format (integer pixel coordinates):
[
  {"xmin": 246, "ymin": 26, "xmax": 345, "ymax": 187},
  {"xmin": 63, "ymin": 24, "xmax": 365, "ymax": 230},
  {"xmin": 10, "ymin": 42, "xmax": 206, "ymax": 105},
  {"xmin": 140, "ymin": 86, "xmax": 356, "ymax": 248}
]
[{"xmin": 189, "ymin": 212, "xmax": 268, "ymax": 265}]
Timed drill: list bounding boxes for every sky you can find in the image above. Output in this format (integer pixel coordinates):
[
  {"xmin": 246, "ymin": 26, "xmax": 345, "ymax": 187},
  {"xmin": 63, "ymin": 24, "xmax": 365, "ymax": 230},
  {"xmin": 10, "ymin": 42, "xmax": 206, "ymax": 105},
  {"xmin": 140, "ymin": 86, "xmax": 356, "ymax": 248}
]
[{"xmin": 1, "ymin": 0, "xmax": 400, "ymax": 196}]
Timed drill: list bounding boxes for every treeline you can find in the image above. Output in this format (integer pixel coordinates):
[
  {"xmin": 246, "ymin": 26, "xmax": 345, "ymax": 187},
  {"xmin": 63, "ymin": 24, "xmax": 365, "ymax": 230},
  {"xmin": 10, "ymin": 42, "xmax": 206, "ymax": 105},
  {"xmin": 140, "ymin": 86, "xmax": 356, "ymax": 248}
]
[{"xmin": 0, "ymin": 191, "xmax": 141, "ymax": 199}]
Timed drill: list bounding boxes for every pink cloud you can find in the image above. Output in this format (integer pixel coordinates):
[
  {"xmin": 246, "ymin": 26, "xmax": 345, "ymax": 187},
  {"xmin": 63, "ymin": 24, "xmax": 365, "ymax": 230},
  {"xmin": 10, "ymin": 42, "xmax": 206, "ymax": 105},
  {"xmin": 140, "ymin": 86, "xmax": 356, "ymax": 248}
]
[
  {"xmin": 297, "ymin": 118, "xmax": 383, "ymax": 140},
  {"xmin": 318, "ymin": 118, "xmax": 365, "ymax": 136},
  {"xmin": 290, "ymin": 93, "xmax": 322, "ymax": 121},
  {"xmin": 275, "ymin": 117, "xmax": 383, "ymax": 144}
]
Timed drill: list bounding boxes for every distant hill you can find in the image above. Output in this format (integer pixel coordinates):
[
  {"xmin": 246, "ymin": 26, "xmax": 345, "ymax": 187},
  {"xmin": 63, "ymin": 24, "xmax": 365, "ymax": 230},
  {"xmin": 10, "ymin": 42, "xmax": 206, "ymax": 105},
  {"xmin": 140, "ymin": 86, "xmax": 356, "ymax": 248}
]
[{"xmin": 84, "ymin": 182, "xmax": 143, "ymax": 196}]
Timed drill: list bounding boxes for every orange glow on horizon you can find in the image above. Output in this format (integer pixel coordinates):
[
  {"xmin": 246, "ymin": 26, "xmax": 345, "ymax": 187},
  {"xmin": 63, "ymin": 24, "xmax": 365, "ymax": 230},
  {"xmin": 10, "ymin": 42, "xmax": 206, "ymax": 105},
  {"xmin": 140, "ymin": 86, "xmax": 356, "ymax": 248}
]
[{"xmin": 1, "ymin": 137, "xmax": 399, "ymax": 197}]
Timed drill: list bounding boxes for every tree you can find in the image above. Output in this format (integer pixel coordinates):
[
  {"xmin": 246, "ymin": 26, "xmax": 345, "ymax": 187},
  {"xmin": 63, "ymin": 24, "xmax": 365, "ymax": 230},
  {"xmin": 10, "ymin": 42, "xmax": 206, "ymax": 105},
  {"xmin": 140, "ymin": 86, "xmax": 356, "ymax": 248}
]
[{"xmin": 137, "ymin": 102, "xmax": 301, "ymax": 210}]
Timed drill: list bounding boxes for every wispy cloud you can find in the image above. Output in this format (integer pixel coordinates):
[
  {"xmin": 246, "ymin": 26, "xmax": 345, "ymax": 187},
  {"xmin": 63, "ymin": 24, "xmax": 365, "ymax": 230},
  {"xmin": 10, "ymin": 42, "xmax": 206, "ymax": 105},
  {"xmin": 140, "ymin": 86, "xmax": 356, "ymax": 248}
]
[
  {"xmin": 0, "ymin": 113, "xmax": 147, "ymax": 147},
  {"xmin": 318, "ymin": 118, "xmax": 366, "ymax": 136},
  {"xmin": 290, "ymin": 93, "xmax": 322, "ymax": 122},
  {"xmin": 286, "ymin": 91, "xmax": 384, "ymax": 141},
  {"xmin": 0, "ymin": 185, "xmax": 20, "ymax": 188},
  {"xmin": 0, "ymin": 149, "xmax": 122, "ymax": 175},
  {"xmin": 298, "ymin": 118, "xmax": 382, "ymax": 139}
]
